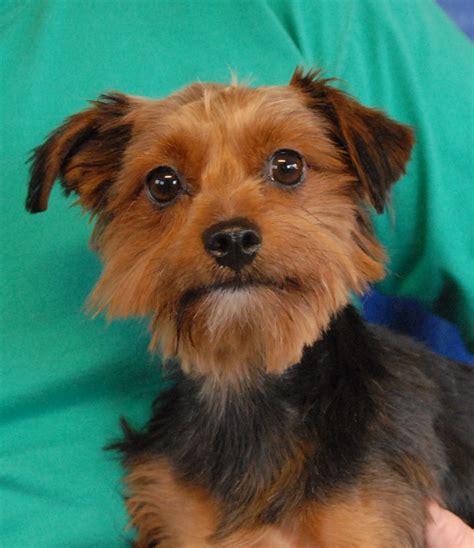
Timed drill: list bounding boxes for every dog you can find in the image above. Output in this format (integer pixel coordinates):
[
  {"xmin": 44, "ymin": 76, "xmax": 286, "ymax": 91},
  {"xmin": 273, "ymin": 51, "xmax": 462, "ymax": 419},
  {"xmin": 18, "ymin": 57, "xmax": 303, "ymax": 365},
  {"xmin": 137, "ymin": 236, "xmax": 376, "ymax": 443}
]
[{"xmin": 26, "ymin": 68, "xmax": 473, "ymax": 547}]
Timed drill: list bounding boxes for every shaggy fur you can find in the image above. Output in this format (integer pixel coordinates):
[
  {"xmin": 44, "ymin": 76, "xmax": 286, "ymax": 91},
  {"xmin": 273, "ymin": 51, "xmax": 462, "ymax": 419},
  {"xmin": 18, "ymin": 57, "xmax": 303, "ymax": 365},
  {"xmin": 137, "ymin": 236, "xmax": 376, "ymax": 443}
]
[{"xmin": 27, "ymin": 69, "xmax": 473, "ymax": 546}]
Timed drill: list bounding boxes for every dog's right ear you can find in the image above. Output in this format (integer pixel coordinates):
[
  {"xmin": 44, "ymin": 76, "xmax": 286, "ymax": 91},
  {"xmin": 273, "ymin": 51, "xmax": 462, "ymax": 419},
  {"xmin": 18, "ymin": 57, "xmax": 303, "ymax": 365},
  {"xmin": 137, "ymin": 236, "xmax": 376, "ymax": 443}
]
[
  {"xmin": 290, "ymin": 68, "xmax": 414, "ymax": 213},
  {"xmin": 26, "ymin": 93, "xmax": 133, "ymax": 214}
]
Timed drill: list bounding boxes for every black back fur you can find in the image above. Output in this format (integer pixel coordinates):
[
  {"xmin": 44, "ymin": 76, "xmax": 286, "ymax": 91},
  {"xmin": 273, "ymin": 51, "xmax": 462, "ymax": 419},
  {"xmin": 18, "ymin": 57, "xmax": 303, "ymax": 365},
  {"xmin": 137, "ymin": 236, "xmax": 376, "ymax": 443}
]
[{"xmin": 115, "ymin": 306, "xmax": 474, "ymax": 533}]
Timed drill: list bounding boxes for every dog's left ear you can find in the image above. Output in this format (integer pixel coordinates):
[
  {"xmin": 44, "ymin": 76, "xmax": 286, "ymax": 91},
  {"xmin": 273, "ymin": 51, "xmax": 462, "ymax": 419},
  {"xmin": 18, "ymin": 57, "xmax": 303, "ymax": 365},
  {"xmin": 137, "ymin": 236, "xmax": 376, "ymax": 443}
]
[
  {"xmin": 291, "ymin": 69, "xmax": 415, "ymax": 213},
  {"xmin": 26, "ymin": 93, "xmax": 133, "ymax": 214}
]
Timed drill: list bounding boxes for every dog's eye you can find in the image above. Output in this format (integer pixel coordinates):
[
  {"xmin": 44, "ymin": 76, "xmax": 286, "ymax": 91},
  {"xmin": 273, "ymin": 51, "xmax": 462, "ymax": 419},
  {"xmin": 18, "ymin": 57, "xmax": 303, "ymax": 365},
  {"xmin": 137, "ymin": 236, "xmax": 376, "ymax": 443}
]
[
  {"xmin": 267, "ymin": 149, "xmax": 305, "ymax": 187},
  {"xmin": 145, "ymin": 166, "xmax": 183, "ymax": 206}
]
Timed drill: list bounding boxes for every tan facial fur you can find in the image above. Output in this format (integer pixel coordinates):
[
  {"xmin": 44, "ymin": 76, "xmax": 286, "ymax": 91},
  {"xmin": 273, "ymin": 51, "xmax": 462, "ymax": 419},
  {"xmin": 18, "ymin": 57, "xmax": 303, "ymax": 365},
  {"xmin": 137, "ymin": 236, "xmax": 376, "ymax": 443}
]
[{"xmin": 28, "ymin": 70, "xmax": 413, "ymax": 388}]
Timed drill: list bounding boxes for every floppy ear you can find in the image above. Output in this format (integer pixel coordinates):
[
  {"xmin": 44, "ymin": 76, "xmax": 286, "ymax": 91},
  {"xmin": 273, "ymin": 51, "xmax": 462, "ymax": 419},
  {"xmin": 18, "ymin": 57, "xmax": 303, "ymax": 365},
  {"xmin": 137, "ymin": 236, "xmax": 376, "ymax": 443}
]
[
  {"xmin": 291, "ymin": 68, "xmax": 415, "ymax": 213},
  {"xmin": 26, "ymin": 93, "xmax": 133, "ymax": 214}
]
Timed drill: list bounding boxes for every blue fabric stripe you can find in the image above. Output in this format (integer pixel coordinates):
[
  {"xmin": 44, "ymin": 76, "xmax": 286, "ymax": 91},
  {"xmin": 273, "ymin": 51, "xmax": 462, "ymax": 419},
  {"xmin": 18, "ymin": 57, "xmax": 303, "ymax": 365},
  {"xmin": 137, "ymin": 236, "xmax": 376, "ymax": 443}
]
[{"xmin": 362, "ymin": 289, "xmax": 474, "ymax": 365}]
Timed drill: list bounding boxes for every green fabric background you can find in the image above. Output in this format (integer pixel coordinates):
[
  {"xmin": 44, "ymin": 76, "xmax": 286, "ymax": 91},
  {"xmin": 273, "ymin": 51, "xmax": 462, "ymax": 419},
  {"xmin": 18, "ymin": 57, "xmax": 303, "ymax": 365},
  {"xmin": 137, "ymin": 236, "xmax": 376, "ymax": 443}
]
[{"xmin": 1, "ymin": 0, "xmax": 472, "ymax": 545}]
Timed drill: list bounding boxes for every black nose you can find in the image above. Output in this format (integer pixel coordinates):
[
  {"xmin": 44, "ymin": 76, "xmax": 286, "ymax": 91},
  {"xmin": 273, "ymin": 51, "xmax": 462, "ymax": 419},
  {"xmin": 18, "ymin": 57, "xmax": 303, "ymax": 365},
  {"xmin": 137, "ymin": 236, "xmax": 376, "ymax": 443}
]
[{"xmin": 202, "ymin": 218, "xmax": 262, "ymax": 272}]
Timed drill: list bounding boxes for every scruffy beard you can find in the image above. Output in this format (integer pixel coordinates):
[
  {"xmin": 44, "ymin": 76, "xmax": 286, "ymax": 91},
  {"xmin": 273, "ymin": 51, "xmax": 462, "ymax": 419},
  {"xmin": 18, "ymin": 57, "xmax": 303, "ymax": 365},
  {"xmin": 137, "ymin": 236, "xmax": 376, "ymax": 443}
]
[{"xmin": 151, "ymin": 279, "xmax": 352, "ymax": 389}]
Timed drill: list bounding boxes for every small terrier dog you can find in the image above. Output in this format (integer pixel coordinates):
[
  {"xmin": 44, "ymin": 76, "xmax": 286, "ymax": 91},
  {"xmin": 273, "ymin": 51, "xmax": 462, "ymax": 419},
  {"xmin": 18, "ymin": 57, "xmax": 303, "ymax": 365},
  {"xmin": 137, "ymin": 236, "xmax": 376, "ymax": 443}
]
[{"xmin": 27, "ymin": 69, "xmax": 473, "ymax": 547}]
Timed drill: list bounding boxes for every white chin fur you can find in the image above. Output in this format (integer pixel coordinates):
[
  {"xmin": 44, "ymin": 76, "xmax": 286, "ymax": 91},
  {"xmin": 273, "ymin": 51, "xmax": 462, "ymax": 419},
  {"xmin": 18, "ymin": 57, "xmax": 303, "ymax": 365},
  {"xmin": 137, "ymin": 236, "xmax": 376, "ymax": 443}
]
[{"xmin": 202, "ymin": 287, "xmax": 270, "ymax": 336}]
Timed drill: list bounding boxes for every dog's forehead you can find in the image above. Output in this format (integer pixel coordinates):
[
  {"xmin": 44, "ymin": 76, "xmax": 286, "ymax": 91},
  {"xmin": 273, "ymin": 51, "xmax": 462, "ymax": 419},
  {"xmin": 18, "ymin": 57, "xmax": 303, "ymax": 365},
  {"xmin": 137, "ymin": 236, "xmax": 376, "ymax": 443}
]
[
  {"xmin": 128, "ymin": 83, "xmax": 329, "ymax": 171},
  {"xmin": 133, "ymin": 84, "xmax": 318, "ymax": 136},
  {"xmin": 172, "ymin": 84, "xmax": 315, "ymax": 130}
]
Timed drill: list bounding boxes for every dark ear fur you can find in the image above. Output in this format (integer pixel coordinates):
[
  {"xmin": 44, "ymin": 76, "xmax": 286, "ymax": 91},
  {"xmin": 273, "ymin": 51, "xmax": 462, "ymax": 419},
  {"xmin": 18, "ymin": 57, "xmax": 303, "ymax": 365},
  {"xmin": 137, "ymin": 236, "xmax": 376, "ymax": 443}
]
[
  {"xmin": 291, "ymin": 68, "xmax": 415, "ymax": 213},
  {"xmin": 26, "ymin": 93, "xmax": 133, "ymax": 214}
]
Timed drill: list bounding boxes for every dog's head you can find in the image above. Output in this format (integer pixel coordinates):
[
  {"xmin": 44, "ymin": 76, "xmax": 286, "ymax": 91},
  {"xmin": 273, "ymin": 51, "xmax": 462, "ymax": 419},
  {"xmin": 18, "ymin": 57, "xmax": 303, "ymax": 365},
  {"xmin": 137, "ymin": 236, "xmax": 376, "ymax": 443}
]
[{"xmin": 27, "ymin": 69, "xmax": 414, "ymax": 385}]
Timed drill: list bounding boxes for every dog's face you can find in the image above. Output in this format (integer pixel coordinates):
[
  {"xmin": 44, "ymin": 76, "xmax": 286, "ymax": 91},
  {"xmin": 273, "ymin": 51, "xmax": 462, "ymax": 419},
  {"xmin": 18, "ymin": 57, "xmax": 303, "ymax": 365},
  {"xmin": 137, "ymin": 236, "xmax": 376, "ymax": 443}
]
[{"xmin": 27, "ymin": 70, "xmax": 413, "ymax": 386}]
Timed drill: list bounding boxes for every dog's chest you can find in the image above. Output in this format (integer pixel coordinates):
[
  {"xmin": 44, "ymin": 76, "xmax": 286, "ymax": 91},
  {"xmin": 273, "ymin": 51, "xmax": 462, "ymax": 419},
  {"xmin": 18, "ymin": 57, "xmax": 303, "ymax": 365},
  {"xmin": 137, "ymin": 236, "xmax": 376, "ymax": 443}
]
[{"xmin": 126, "ymin": 456, "xmax": 424, "ymax": 547}]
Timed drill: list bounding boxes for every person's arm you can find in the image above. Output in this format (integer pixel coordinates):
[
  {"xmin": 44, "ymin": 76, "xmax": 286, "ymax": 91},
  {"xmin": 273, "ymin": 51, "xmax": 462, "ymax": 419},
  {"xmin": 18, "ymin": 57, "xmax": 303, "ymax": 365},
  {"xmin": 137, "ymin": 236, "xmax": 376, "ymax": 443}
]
[{"xmin": 426, "ymin": 502, "xmax": 474, "ymax": 548}]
